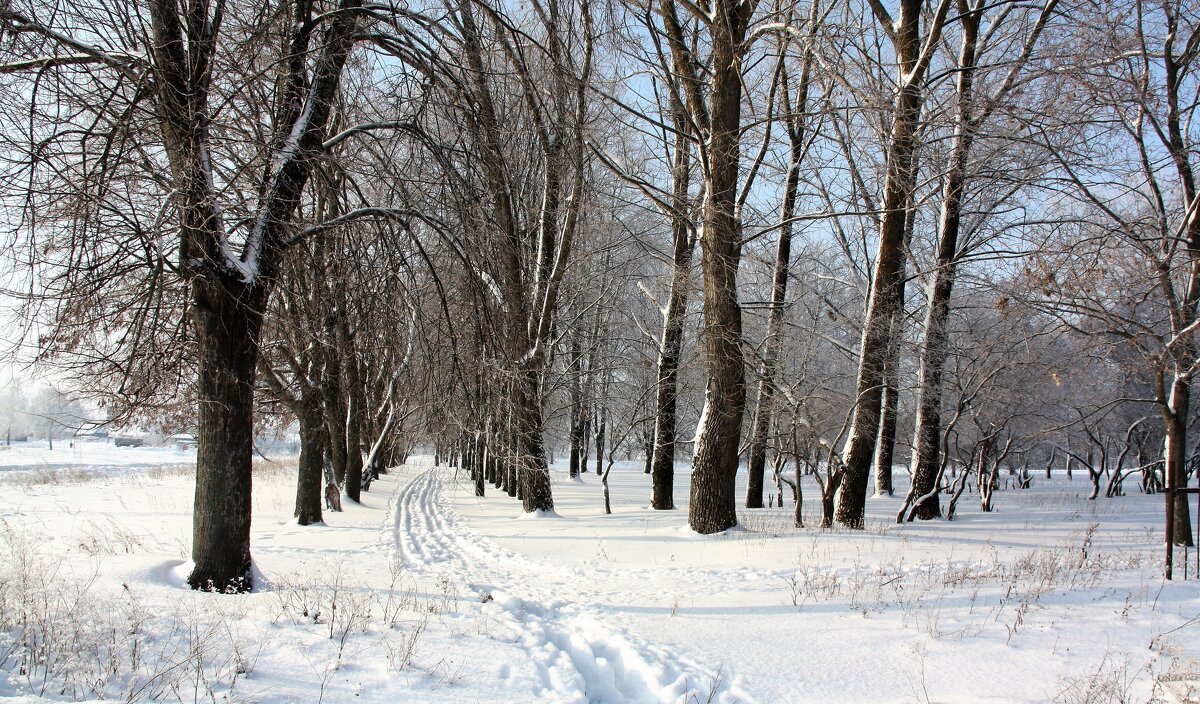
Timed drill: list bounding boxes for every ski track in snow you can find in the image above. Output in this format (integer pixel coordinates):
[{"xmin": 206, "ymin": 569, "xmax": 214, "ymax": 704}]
[{"xmin": 390, "ymin": 465, "xmax": 756, "ymax": 704}]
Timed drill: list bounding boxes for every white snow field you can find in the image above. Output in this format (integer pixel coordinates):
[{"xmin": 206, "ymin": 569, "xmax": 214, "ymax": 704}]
[{"xmin": 1, "ymin": 438, "xmax": 1200, "ymax": 703}]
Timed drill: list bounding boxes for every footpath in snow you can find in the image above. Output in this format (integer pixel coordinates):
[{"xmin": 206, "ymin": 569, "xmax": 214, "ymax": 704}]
[{"xmin": 391, "ymin": 465, "xmax": 755, "ymax": 704}]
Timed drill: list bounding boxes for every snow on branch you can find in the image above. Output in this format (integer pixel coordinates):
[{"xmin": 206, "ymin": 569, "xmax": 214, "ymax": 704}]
[
  {"xmin": 283, "ymin": 207, "xmax": 420, "ymax": 247},
  {"xmin": 0, "ymin": 8, "xmax": 145, "ymax": 79},
  {"xmin": 322, "ymin": 120, "xmax": 418, "ymax": 150}
]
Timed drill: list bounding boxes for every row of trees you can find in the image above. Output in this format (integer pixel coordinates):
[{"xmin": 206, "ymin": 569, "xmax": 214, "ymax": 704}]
[
  {"xmin": 0, "ymin": 383, "xmax": 91, "ymax": 446},
  {"xmin": 1, "ymin": 0, "xmax": 1197, "ymax": 590}
]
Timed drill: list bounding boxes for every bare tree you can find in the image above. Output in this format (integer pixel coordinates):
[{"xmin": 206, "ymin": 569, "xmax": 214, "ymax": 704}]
[
  {"xmin": 658, "ymin": 0, "xmax": 758, "ymax": 533},
  {"xmin": 834, "ymin": 0, "xmax": 953, "ymax": 528},
  {"xmin": 1029, "ymin": 1, "xmax": 1200, "ymax": 566},
  {"xmin": 904, "ymin": 0, "xmax": 1060, "ymax": 520},
  {"xmin": 449, "ymin": 0, "xmax": 595, "ymax": 511},
  {"xmin": 746, "ymin": 0, "xmax": 822, "ymax": 509},
  {"xmin": 0, "ymin": 0, "xmax": 391, "ymax": 590}
]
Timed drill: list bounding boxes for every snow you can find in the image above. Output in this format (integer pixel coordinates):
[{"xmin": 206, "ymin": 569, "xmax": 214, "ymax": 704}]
[
  {"xmin": 0, "ymin": 438, "xmax": 195, "ymax": 481},
  {"xmin": 1, "ymin": 444, "xmax": 1199, "ymax": 703},
  {"xmin": 239, "ymin": 84, "xmax": 323, "ymax": 284}
]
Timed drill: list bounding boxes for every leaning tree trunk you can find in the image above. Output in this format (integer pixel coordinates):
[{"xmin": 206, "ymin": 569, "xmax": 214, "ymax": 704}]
[
  {"xmin": 835, "ymin": 83, "xmax": 921, "ymax": 526},
  {"xmin": 835, "ymin": 0, "xmax": 947, "ymax": 528},
  {"xmin": 187, "ymin": 276, "xmax": 268, "ymax": 592},
  {"xmin": 902, "ymin": 0, "xmax": 981, "ymax": 522},
  {"xmin": 649, "ymin": 125, "xmax": 694, "ymax": 510}
]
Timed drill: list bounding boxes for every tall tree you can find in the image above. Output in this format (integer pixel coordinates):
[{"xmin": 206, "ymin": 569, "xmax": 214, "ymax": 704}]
[
  {"xmin": 0, "ymin": 0, "xmax": 374, "ymax": 590},
  {"xmin": 834, "ymin": 0, "xmax": 953, "ymax": 528},
  {"xmin": 902, "ymin": 0, "xmax": 1059, "ymax": 521},
  {"xmin": 659, "ymin": 0, "xmax": 757, "ymax": 533},
  {"xmin": 452, "ymin": 0, "xmax": 594, "ymax": 512},
  {"xmin": 746, "ymin": 0, "xmax": 821, "ymax": 509}
]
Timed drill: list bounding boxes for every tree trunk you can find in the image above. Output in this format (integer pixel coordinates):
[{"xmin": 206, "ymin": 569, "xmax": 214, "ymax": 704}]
[
  {"xmin": 978, "ymin": 442, "xmax": 994, "ymax": 512},
  {"xmin": 515, "ymin": 365, "xmax": 552, "ymax": 511},
  {"xmin": 905, "ymin": 230, "xmax": 961, "ymax": 519},
  {"xmin": 835, "ymin": 86, "xmax": 921, "ymax": 525},
  {"xmin": 342, "ymin": 391, "xmax": 363, "ymax": 501},
  {"xmin": 1164, "ymin": 379, "xmax": 1194, "ymax": 546},
  {"xmin": 643, "ymin": 427, "xmax": 654, "ymax": 475},
  {"xmin": 793, "ymin": 454, "xmax": 804, "ymax": 528},
  {"xmin": 295, "ymin": 397, "xmax": 327, "ymax": 526},
  {"xmin": 648, "ymin": 76, "xmax": 696, "ymax": 507},
  {"xmin": 746, "ymin": 43, "xmax": 810, "ymax": 507},
  {"xmin": 649, "ymin": 134, "xmax": 694, "ymax": 508},
  {"xmin": 685, "ymin": 0, "xmax": 751, "ymax": 535},
  {"xmin": 820, "ymin": 485, "xmax": 835, "ymax": 528},
  {"xmin": 569, "ymin": 332, "xmax": 584, "ymax": 480},
  {"xmin": 324, "ymin": 362, "xmax": 348, "ymax": 488},
  {"xmin": 339, "ymin": 321, "xmax": 364, "ymax": 503},
  {"xmin": 872, "ymin": 306, "xmax": 902, "ymax": 497},
  {"xmin": 187, "ymin": 277, "xmax": 267, "ymax": 592},
  {"xmin": 903, "ymin": 0, "xmax": 981, "ymax": 522},
  {"xmin": 594, "ymin": 404, "xmax": 606, "ymax": 475},
  {"xmin": 476, "ymin": 439, "xmax": 487, "ymax": 497}
]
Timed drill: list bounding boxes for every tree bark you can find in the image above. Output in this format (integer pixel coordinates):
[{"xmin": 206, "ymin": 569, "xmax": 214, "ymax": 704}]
[
  {"xmin": 324, "ymin": 363, "xmax": 348, "ymax": 487},
  {"xmin": 594, "ymin": 404, "xmax": 606, "ymax": 476},
  {"xmin": 569, "ymin": 331, "xmax": 584, "ymax": 479},
  {"xmin": 476, "ymin": 436, "xmax": 487, "ymax": 497},
  {"xmin": 187, "ymin": 277, "xmax": 268, "ymax": 592},
  {"xmin": 1164, "ymin": 378, "xmax": 1194, "ymax": 546},
  {"xmin": 339, "ymin": 321, "xmax": 364, "ymax": 503},
  {"xmin": 667, "ymin": 0, "xmax": 753, "ymax": 534},
  {"xmin": 295, "ymin": 395, "xmax": 327, "ymax": 526},
  {"xmin": 872, "ymin": 304, "xmax": 902, "ymax": 497},
  {"xmin": 514, "ymin": 364, "xmax": 552, "ymax": 511}
]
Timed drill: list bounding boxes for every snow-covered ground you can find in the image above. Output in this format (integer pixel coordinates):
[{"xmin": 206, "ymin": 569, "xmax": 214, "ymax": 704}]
[
  {"xmin": 0, "ymin": 438, "xmax": 196, "ymax": 483},
  {"xmin": 1, "ymin": 441, "xmax": 1199, "ymax": 703}
]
